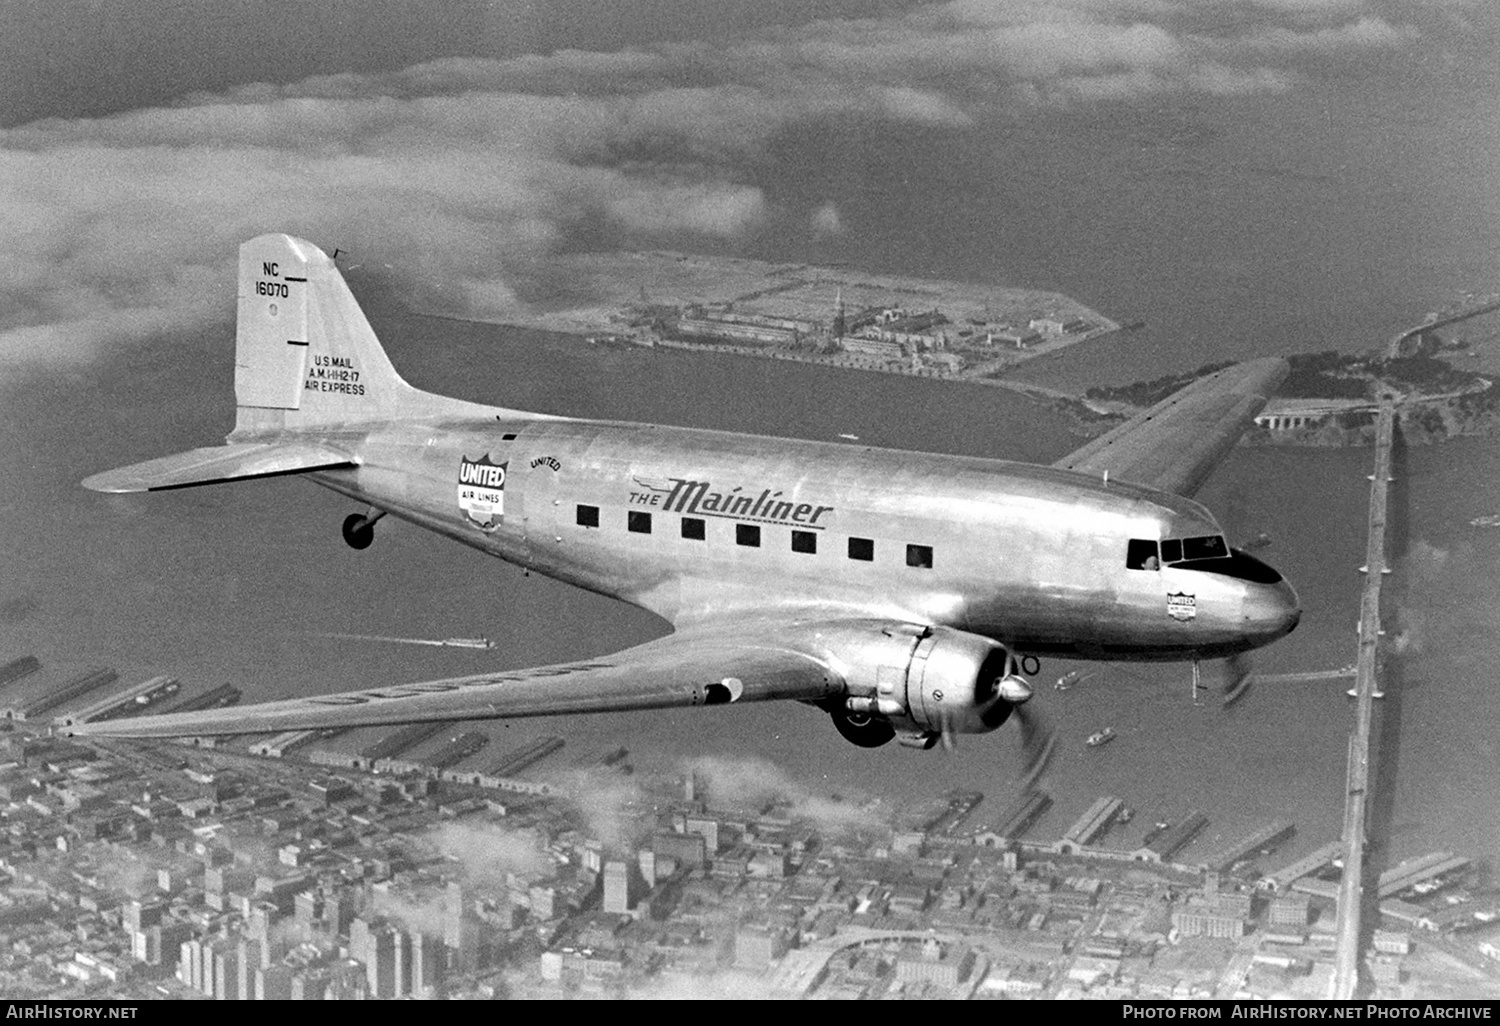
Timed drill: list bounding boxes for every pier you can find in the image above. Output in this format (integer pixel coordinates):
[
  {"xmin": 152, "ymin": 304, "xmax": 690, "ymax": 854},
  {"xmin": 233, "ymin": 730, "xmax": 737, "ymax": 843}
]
[
  {"xmin": 1259, "ymin": 840, "xmax": 1344, "ymax": 894},
  {"xmin": 991, "ymin": 790, "xmax": 1052, "ymax": 842},
  {"xmin": 60, "ymin": 675, "xmax": 180, "ymax": 727},
  {"xmin": 1198, "ymin": 821, "xmax": 1295, "ymax": 875},
  {"xmin": 358, "ymin": 721, "xmax": 453, "ymax": 769},
  {"xmin": 1377, "ymin": 851, "xmax": 1469, "ymax": 899},
  {"xmin": 486, "ymin": 735, "xmax": 565, "ymax": 777},
  {"xmin": 1055, "ymin": 796, "xmax": 1123, "ymax": 853},
  {"xmin": 1145, "ymin": 811, "xmax": 1208, "ymax": 862}
]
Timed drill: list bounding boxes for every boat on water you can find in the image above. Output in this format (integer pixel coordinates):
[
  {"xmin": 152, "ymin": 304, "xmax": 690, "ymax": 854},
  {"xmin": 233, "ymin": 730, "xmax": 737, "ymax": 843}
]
[
  {"xmin": 837, "ymin": 433, "xmax": 860, "ymax": 441},
  {"xmin": 1471, "ymin": 514, "xmax": 1500, "ymax": 528},
  {"xmin": 1055, "ymin": 670, "xmax": 1094, "ymax": 691},
  {"xmin": 1085, "ymin": 727, "xmax": 1116, "ymax": 748}
]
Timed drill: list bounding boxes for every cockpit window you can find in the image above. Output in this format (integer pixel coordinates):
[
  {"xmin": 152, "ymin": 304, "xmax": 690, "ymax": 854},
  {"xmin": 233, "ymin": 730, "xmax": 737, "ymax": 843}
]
[
  {"xmin": 1160, "ymin": 538, "xmax": 1182, "ymax": 563},
  {"xmin": 1181, "ymin": 535, "xmax": 1229, "ymax": 561},
  {"xmin": 1126, "ymin": 539, "xmax": 1161, "ymax": 571}
]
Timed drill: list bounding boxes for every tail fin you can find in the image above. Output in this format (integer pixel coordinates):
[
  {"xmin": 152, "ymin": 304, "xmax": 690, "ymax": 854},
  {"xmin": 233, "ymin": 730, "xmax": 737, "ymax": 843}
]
[
  {"xmin": 232, "ymin": 233, "xmax": 415, "ymax": 436},
  {"xmin": 83, "ymin": 233, "xmax": 525, "ymax": 494}
]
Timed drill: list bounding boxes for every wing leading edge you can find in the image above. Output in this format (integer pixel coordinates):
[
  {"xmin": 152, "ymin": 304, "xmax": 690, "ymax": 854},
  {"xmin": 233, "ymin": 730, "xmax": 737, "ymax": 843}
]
[
  {"xmin": 1053, "ymin": 357, "xmax": 1288, "ymax": 497},
  {"xmin": 65, "ymin": 625, "xmax": 844, "ymax": 739}
]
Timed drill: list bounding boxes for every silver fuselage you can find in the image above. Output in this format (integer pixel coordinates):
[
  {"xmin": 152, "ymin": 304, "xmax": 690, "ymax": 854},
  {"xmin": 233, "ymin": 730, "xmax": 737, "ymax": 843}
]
[{"xmin": 300, "ymin": 414, "xmax": 1300, "ymax": 662}]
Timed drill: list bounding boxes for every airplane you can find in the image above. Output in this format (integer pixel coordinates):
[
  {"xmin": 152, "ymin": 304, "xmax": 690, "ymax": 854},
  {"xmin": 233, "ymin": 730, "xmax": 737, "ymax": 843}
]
[{"xmin": 67, "ymin": 233, "xmax": 1299, "ymax": 757}]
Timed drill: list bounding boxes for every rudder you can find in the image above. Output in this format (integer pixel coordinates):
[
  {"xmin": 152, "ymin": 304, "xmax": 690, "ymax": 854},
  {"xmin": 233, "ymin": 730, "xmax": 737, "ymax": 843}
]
[{"xmin": 234, "ymin": 234, "xmax": 413, "ymax": 434}]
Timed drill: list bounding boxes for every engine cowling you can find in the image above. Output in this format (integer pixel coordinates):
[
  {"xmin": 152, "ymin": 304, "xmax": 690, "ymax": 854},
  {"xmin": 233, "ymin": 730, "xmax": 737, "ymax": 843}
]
[
  {"xmin": 905, "ymin": 627, "xmax": 1020, "ymax": 735},
  {"xmin": 833, "ymin": 624, "xmax": 1032, "ymax": 742}
]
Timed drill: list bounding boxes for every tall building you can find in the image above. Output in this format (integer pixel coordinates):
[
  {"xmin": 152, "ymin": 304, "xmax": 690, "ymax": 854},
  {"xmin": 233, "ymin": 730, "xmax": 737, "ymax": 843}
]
[
  {"xmin": 410, "ymin": 932, "xmax": 444, "ymax": 997},
  {"xmin": 209, "ymin": 942, "xmax": 239, "ymax": 1000},
  {"xmin": 123, "ymin": 899, "xmax": 163, "ymax": 935},
  {"xmin": 178, "ymin": 939, "xmax": 203, "ymax": 992},
  {"xmin": 351, "ymin": 916, "xmax": 401, "ymax": 999},
  {"xmin": 603, "ymin": 859, "xmax": 645, "ymax": 915},
  {"xmin": 236, "ymin": 938, "xmax": 263, "ymax": 1000},
  {"xmin": 351, "ymin": 917, "xmax": 412, "ymax": 998},
  {"xmin": 684, "ymin": 815, "xmax": 720, "ymax": 854},
  {"xmin": 529, "ymin": 885, "xmax": 556, "ymax": 922},
  {"xmin": 444, "ymin": 881, "xmax": 480, "ymax": 971}
]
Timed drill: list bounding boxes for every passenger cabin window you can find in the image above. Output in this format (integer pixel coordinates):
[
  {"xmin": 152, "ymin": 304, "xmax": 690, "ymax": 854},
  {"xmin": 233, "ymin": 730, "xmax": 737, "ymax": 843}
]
[
  {"xmin": 577, "ymin": 505, "xmax": 599, "ymax": 528},
  {"xmin": 681, "ymin": 517, "xmax": 705, "ymax": 540},
  {"xmin": 628, "ymin": 511, "xmax": 652, "ymax": 534},
  {"xmin": 791, "ymin": 530, "xmax": 817, "ymax": 554},
  {"xmin": 848, "ymin": 537, "xmax": 874, "ymax": 562},
  {"xmin": 736, "ymin": 524, "xmax": 760, "ymax": 547},
  {"xmin": 906, "ymin": 544, "xmax": 933, "ymax": 569},
  {"xmin": 1126, "ymin": 539, "xmax": 1160, "ymax": 571}
]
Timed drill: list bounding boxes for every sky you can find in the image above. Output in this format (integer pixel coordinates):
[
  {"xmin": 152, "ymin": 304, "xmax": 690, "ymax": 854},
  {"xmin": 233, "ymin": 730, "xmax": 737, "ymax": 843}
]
[{"xmin": 2, "ymin": 0, "xmax": 1496, "ymax": 373}]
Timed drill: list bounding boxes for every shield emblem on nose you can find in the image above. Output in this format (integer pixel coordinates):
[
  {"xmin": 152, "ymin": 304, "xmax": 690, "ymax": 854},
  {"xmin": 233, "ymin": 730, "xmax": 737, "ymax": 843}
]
[{"xmin": 1166, "ymin": 592, "xmax": 1197, "ymax": 622}]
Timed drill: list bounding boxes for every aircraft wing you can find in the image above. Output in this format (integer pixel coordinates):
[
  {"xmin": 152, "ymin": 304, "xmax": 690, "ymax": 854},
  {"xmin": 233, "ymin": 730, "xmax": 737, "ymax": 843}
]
[
  {"xmin": 64, "ymin": 623, "xmax": 844, "ymax": 739},
  {"xmin": 1052, "ymin": 357, "xmax": 1288, "ymax": 497}
]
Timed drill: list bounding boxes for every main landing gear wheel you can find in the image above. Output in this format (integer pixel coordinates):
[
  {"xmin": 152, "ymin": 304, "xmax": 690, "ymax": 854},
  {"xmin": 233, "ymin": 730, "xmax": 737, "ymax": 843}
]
[
  {"xmin": 830, "ymin": 709, "xmax": 896, "ymax": 749},
  {"xmin": 341, "ymin": 510, "xmax": 385, "ymax": 550}
]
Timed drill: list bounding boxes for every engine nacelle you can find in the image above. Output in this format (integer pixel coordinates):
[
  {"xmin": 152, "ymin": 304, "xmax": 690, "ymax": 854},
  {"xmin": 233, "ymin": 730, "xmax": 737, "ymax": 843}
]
[
  {"xmin": 833, "ymin": 624, "xmax": 1030, "ymax": 739},
  {"xmin": 905, "ymin": 627, "xmax": 1019, "ymax": 735}
]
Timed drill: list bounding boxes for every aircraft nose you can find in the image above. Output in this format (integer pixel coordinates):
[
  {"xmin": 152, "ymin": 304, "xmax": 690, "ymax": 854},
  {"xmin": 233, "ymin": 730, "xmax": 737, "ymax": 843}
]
[{"xmin": 1244, "ymin": 578, "xmax": 1301, "ymax": 642}]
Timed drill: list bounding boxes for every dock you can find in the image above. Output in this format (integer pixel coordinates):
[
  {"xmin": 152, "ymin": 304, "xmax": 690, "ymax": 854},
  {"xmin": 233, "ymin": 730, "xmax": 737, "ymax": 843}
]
[
  {"xmin": 1376, "ymin": 851, "xmax": 1469, "ymax": 899},
  {"xmin": 0, "ymin": 655, "xmax": 41, "ymax": 689},
  {"xmin": 1198, "ymin": 821, "xmax": 1295, "ymax": 874},
  {"xmin": 991, "ymin": 790, "xmax": 1052, "ymax": 841},
  {"xmin": 60, "ymin": 675, "xmax": 180, "ymax": 727},
  {"xmin": 1144, "ymin": 811, "xmax": 1208, "ymax": 862},
  {"xmin": 1258, "ymin": 840, "xmax": 1344, "ymax": 894},
  {"xmin": 1055, "ymin": 796, "xmax": 1122, "ymax": 852},
  {"xmin": 487, "ymin": 735, "xmax": 564, "ymax": 777},
  {"xmin": 250, "ymin": 730, "xmax": 324, "ymax": 759},
  {"xmin": 156, "ymin": 684, "xmax": 240, "ymax": 715},
  {"xmin": 422, "ymin": 730, "xmax": 490, "ymax": 771},
  {"xmin": 358, "ymin": 721, "xmax": 453, "ymax": 768},
  {"xmin": 5, "ymin": 668, "xmax": 119, "ymax": 721}
]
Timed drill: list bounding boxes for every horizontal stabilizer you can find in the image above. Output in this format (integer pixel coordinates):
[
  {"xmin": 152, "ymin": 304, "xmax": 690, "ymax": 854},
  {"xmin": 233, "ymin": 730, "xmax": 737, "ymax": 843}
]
[{"xmin": 82, "ymin": 441, "xmax": 357, "ymax": 493}]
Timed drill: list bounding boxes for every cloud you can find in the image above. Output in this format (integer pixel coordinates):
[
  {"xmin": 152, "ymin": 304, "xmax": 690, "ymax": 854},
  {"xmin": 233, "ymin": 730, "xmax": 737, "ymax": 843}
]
[
  {"xmin": 426, "ymin": 820, "xmax": 552, "ymax": 888},
  {"xmin": 811, "ymin": 201, "xmax": 844, "ymax": 237},
  {"xmin": 684, "ymin": 755, "xmax": 882, "ymax": 834},
  {"xmin": 0, "ymin": 0, "xmax": 1445, "ymax": 370},
  {"xmin": 546, "ymin": 768, "xmax": 650, "ymax": 852}
]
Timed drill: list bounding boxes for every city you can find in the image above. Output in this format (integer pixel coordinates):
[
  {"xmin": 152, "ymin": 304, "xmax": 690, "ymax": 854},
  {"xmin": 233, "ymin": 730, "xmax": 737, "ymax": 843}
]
[{"xmin": 3, "ymin": 652, "xmax": 1499, "ymax": 1000}]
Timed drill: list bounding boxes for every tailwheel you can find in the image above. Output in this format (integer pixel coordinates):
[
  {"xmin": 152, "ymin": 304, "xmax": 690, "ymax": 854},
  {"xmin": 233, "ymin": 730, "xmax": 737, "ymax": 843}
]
[
  {"xmin": 341, "ymin": 510, "xmax": 384, "ymax": 550},
  {"xmin": 830, "ymin": 708, "xmax": 896, "ymax": 748}
]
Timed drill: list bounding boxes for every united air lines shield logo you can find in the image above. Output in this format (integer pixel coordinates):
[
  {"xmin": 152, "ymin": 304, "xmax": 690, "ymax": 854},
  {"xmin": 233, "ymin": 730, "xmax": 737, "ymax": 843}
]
[
  {"xmin": 457, "ymin": 454, "xmax": 507, "ymax": 532},
  {"xmin": 1166, "ymin": 592, "xmax": 1197, "ymax": 623}
]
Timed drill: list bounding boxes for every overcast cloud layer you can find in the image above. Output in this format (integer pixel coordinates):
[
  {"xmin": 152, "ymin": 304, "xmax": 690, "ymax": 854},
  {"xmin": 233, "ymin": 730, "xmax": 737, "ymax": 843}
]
[{"xmin": 0, "ymin": 0, "xmax": 1484, "ymax": 369}]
